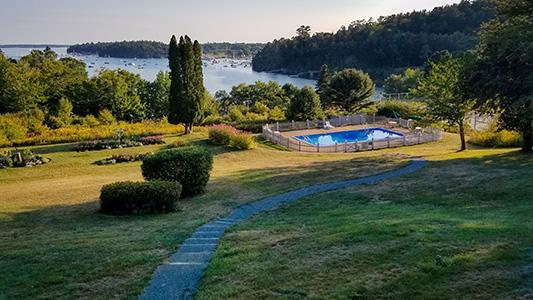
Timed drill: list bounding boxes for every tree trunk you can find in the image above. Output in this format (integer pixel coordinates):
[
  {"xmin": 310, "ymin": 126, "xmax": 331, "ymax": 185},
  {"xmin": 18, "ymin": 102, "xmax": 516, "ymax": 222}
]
[
  {"xmin": 184, "ymin": 123, "xmax": 193, "ymax": 134},
  {"xmin": 521, "ymin": 127, "xmax": 533, "ymax": 152},
  {"xmin": 459, "ymin": 122, "xmax": 466, "ymax": 151}
]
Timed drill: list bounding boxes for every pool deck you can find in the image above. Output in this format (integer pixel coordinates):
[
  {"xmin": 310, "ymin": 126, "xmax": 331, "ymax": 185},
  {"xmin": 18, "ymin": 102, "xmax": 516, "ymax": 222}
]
[{"xmin": 277, "ymin": 124, "xmax": 411, "ymax": 138}]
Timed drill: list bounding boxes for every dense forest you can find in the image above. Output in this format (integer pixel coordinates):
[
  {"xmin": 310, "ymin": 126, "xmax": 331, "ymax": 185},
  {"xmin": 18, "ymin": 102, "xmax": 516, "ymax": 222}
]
[
  {"xmin": 252, "ymin": 0, "xmax": 495, "ymax": 82},
  {"xmin": 201, "ymin": 42, "xmax": 264, "ymax": 57},
  {"xmin": 67, "ymin": 41, "xmax": 168, "ymax": 58},
  {"xmin": 68, "ymin": 41, "xmax": 264, "ymax": 59}
]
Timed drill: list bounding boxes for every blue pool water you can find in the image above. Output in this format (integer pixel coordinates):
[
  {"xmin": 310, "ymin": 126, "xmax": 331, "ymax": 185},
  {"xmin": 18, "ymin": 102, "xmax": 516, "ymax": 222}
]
[{"xmin": 292, "ymin": 128, "xmax": 403, "ymax": 146}]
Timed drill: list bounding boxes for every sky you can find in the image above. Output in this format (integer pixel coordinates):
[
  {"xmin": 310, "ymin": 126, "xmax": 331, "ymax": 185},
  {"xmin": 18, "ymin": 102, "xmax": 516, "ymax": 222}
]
[{"xmin": 1, "ymin": 0, "xmax": 462, "ymax": 45}]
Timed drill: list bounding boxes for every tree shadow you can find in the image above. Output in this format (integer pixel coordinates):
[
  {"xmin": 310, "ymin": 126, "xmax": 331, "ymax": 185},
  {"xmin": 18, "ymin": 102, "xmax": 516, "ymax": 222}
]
[{"xmin": 30, "ymin": 143, "xmax": 77, "ymax": 154}]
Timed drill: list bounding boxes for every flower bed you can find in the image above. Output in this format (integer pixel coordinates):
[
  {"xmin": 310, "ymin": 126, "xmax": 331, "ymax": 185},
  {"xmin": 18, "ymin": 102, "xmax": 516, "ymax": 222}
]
[
  {"xmin": 0, "ymin": 149, "xmax": 49, "ymax": 168},
  {"xmin": 94, "ymin": 151, "xmax": 154, "ymax": 165},
  {"xmin": 75, "ymin": 136, "xmax": 164, "ymax": 152}
]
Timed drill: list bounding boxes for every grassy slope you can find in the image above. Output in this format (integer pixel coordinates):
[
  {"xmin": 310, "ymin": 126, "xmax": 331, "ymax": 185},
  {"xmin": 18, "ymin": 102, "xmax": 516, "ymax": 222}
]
[
  {"xmin": 196, "ymin": 134, "xmax": 533, "ymax": 300},
  {"xmin": 0, "ymin": 134, "xmax": 408, "ymax": 300}
]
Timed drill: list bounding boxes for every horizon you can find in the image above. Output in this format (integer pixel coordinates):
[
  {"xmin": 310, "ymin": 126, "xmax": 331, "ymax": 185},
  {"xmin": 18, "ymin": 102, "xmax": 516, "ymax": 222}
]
[{"xmin": 1, "ymin": 0, "xmax": 463, "ymax": 45}]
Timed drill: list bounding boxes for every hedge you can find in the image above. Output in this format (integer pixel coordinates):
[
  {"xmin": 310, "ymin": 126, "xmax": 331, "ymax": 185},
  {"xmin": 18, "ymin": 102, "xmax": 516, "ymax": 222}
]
[
  {"xmin": 100, "ymin": 180, "xmax": 182, "ymax": 215},
  {"xmin": 141, "ymin": 146, "xmax": 213, "ymax": 197}
]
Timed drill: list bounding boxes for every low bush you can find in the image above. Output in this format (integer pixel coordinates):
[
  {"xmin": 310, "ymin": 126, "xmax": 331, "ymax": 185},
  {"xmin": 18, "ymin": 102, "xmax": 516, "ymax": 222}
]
[
  {"xmin": 75, "ymin": 136, "xmax": 164, "ymax": 152},
  {"xmin": 233, "ymin": 120, "xmax": 268, "ymax": 133},
  {"xmin": 141, "ymin": 147, "xmax": 213, "ymax": 197},
  {"xmin": 99, "ymin": 180, "xmax": 182, "ymax": 215},
  {"xmin": 469, "ymin": 130, "xmax": 522, "ymax": 148},
  {"xmin": 229, "ymin": 132, "xmax": 256, "ymax": 150},
  {"xmin": 207, "ymin": 124, "xmax": 256, "ymax": 149},
  {"xmin": 376, "ymin": 99, "xmax": 426, "ymax": 119},
  {"xmin": 167, "ymin": 138, "xmax": 188, "ymax": 149},
  {"xmin": 207, "ymin": 124, "xmax": 237, "ymax": 145},
  {"xmin": 0, "ymin": 149, "xmax": 49, "ymax": 168},
  {"xmin": 94, "ymin": 151, "xmax": 154, "ymax": 165}
]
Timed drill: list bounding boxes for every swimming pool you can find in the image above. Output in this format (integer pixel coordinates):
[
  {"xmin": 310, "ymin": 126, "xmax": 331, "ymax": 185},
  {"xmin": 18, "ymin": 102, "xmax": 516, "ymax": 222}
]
[{"xmin": 292, "ymin": 128, "xmax": 403, "ymax": 146}]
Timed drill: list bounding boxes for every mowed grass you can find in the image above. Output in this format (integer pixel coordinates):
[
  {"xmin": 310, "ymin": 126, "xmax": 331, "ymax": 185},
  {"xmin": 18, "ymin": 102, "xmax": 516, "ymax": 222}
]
[
  {"xmin": 0, "ymin": 133, "xmax": 409, "ymax": 300},
  {"xmin": 196, "ymin": 134, "xmax": 533, "ymax": 300}
]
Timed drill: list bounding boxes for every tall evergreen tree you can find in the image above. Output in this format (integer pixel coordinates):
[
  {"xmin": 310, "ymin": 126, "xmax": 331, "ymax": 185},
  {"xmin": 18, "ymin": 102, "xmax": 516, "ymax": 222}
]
[
  {"xmin": 168, "ymin": 35, "xmax": 207, "ymax": 133},
  {"xmin": 168, "ymin": 35, "xmax": 180, "ymax": 124},
  {"xmin": 316, "ymin": 64, "xmax": 330, "ymax": 103}
]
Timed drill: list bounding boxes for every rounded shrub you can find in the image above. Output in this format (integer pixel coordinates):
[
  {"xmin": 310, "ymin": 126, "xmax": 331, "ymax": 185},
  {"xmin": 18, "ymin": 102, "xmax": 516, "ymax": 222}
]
[
  {"xmin": 141, "ymin": 146, "xmax": 213, "ymax": 197},
  {"xmin": 100, "ymin": 180, "xmax": 182, "ymax": 215}
]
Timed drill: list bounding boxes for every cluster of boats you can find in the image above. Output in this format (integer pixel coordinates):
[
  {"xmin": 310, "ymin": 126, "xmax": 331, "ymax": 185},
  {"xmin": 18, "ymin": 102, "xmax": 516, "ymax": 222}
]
[{"xmin": 203, "ymin": 58, "xmax": 252, "ymax": 69}]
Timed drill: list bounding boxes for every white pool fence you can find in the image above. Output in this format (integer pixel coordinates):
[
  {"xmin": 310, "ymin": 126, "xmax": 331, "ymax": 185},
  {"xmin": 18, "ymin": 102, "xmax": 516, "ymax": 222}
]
[{"xmin": 262, "ymin": 114, "xmax": 444, "ymax": 153}]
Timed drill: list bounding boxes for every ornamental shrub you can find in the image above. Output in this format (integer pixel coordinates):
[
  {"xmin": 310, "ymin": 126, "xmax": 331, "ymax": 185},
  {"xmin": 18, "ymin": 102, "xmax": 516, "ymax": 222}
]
[
  {"xmin": 100, "ymin": 180, "xmax": 182, "ymax": 215},
  {"xmin": 229, "ymin": 133, "xmax": 256, "ymax": 149},
  {"xmin": 207, "ymin": 124, "xmax": 237, "ymax": 144},
  {"xmin": 141, "ymin": 147, "xmax": 213, "ymax": 197}
]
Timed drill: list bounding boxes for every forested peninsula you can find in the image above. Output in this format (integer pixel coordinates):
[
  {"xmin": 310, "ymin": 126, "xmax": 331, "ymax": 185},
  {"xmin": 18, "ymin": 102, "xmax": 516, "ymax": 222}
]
[
  {"xmin": 67, "ymin": 41, "xmax": 264, "ymax": 58},
  {"xmin": 252, "ymin": 0, "xmax": 495, "ymax": 82}
]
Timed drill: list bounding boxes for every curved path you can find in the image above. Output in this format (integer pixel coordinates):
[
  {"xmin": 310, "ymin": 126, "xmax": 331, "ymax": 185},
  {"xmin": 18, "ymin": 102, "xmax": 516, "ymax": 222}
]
[{"xmin": 140, "ymin": 156, "xmax": 428, "ymax": 300}]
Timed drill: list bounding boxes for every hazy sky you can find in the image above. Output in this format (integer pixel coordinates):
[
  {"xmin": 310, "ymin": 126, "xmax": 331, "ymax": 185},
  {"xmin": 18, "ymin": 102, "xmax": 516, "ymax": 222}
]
[{"xmin": 1, "ymin": 0, "xmax": 462, "ymax": 44}]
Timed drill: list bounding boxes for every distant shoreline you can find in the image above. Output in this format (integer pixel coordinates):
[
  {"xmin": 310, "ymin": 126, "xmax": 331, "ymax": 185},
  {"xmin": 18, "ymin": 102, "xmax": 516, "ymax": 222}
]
[{"xmin": 0, "ymin": 44, "xmax": 70, "ymax": 48}]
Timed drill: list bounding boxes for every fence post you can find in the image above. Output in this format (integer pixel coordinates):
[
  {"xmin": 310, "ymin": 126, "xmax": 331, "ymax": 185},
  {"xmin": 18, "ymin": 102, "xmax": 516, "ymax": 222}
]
[
  {"xmin": 276, "ymin": 122, "xmax": 279, "ymax": 131},
  {"xmin": 418, "ymin": 132, "xmax": 421, "ymax": 144},
  {"xmin": 292, "ymin": 120, "xmax": 295, "ymax": 129},
  {"xmin": 355, "ymin": 139, "xmax": 358, "ymax": 151},
  {"xmin": 403, "ymin": 135, "xmax": 406, "ymax": 146},
  {"xmin": 317, "ymin": 142, "xmax": 320, "ymax": 153},
  {"xmin": 387, "ymin": 136, "xmax": 390, "ymax": 148},
  {"xmin": 474, "ymin": 114, "xmax": 477, "ymax": 130},
  {"xmin": 299, "ymin": 141, "xmax": 301, "ymax": 152},
  {"xmin": 344, "ymin": 140, "xmax": 347, "ymax": 152},
  {"xmin": 371, "ymin": 137, "xmax": 374, "ymax": 150},
  {"xmin": 373, "ymin": 114, "xmax": 376, "ymax": 123},
  {"xmin": 335, "ymin": 141, "xmax": 338, "ymax": 152},
  {"xmin": 307, "ymin": 119, "xmax": 309, "ymax": 129}
]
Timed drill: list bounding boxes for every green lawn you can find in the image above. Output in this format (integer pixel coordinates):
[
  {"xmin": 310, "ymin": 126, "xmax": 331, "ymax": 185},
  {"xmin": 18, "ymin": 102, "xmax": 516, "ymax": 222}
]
[
  {"xmin": 0, "ymin": 134, "xmax": 408, "ymax": 300},
  {"xmin": 196, "ymin": 135, "xmax": 533, "ymax": 300}
]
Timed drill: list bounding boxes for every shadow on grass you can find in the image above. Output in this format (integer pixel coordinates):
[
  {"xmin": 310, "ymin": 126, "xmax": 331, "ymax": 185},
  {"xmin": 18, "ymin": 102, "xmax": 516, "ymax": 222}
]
[
  {"xmin": 2, "ymin": 149, "xmax": 533, "ymax": 299},
  {"xmin": 31, "ymin": 143, "xmax": 77, "ymax": 154}
]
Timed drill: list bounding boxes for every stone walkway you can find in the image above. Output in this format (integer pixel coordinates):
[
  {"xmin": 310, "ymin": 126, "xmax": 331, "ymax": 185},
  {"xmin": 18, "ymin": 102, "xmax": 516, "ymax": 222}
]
[{"xmin": 140, "ymin": 156, "xmax": 428, "ymax": 300}]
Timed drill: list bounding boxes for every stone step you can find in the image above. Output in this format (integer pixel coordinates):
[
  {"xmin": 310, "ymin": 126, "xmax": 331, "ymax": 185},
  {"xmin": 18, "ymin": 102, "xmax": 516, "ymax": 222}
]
[
  {"xmin": 179, "ymin": 243, "xmax": 217, "ymax": 253},
  {"xmin": 184, "ymin": 238, "xmax": 219, "ymax": 245},
  {"xmin": 170, "ymin": 251, "xmax": 214, "ymax": 264}
]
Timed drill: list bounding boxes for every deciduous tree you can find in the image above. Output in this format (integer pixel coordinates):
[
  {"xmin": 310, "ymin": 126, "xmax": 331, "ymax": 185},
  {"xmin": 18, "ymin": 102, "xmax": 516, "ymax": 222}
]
[
  {"xmin": 413, "ymin": 51, "xmax": 475, "ymax": 151},
  {"xmin": 464, "ymin": 0, "xmax": 533, "ymax": 152}
]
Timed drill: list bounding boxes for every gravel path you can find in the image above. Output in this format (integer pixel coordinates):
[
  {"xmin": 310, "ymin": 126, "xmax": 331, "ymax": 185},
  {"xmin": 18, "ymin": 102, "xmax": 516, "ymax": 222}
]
[{"xmin": 140, "ymin": 156, "xmax": 428, "ymax": 300}]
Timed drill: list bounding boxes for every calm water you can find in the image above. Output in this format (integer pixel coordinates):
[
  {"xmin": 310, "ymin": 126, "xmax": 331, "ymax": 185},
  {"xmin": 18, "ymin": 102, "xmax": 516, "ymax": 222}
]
[
  {"xmin": 2, "ymin": 46, "xmax": 384, "ymax": 97},
  {"xmin": 293, "ymin": 128, "xmax": 403, "ymax": 146}
]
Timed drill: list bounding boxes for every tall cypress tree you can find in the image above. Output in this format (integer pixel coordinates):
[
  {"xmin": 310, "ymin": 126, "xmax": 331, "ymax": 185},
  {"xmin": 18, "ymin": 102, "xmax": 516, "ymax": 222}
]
[
  {"xmin": 168, "ymin": 35, "xmax": 180, "ymax": 124},
  {"xmin": 167, "ymin": 35, "xmax": 206, "ymax": 133}
]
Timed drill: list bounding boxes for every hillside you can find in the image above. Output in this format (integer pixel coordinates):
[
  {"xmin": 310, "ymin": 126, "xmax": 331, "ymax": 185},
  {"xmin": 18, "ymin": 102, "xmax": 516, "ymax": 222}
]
[
  {"xmin": 68, "ymin": 40, "xmax": 264, "ymax": 59},
  {"xmin": 252, "ymin": 0, "xmax": 495, "ymax": 82}
]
